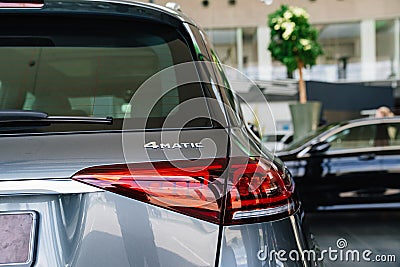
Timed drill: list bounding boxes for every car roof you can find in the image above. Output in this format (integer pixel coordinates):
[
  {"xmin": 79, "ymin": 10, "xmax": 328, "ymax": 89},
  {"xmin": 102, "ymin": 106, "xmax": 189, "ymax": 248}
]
[
  {"xmin": 316, "ymin": 116, "xmax": 400, "ymax": 139},
  {"xmin": 1, "ymin": 0, "xmax": 199, "ymax": 27},
  {"xmin": 107, "ymin": 0, "xmax": 199, "ymax": 25},
  {"xmin": 337, "ymin": 116, "xmax": 400, "ymax": 127},
  {"xmin": 278, "ymin": 116, "xmax": 400, "ymax": 155}
]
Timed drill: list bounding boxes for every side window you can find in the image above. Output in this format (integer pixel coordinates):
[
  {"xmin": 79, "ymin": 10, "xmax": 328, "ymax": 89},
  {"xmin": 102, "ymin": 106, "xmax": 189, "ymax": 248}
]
[
  {"xmin": 187, "ymin": 24, "xmax": 242, "ymax": 125},
  {"xmin": 326, "ymin": 124, "xmax": 377, "ymax": 150},
  {"xmin": 197, "ymin": 29, "xmax": 243, "ymax": 125},
  {"xmin": 385, "ymin": 123, "xmax": 400, "ymax": 146}
]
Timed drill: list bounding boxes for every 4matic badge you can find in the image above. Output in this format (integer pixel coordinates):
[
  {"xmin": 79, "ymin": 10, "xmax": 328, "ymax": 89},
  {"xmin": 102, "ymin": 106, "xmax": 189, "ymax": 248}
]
[{"xmin": 144, "ymin": 141, "xmax": 204, "ymax": 149}]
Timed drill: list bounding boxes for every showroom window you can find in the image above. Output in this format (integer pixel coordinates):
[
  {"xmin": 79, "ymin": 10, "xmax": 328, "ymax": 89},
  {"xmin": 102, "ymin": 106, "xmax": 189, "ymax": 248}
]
[
  {"xmin": 242, "ymin": 27, "xmax": 258, "ymax": 79},
  {"xmin": 376, "ymin": 19, "xmax": 396, "ymax": 80},
  {"xmin": 206, "ymin": 27, "xmax": 259, "ymax": 80},
  {"xmin": 206, "ymin": 28, "xmax": 238, "ymax": 69},
  {"xmin": 206, "ymin": 19, "xmax": 400, "ymax": 83},
  {"xmin": 313, "ymin": 22, "xmax": 362, "ymax": 82}
]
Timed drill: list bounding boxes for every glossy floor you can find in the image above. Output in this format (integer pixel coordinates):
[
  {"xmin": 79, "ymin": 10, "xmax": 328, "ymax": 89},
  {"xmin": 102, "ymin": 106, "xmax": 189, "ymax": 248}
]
[{"xmin": 307, "ymin": 211, "xmax": 400, "ymax": 266}]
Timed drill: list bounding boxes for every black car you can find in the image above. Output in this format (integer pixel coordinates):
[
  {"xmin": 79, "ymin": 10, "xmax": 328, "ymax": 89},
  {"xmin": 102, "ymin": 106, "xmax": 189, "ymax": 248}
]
[{"xmin": 277, "ymin": 117, "xmax": 400, "ymax": 211}]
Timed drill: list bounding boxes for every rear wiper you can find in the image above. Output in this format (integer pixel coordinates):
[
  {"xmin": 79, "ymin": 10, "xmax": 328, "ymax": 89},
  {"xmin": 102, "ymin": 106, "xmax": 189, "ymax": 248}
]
[
  {"xmin": 0, "ymin": 110, "xmax": 113, "ymax": 129},
  {"xmin": 0, "ymin": 110, "xmax": 48, "ymax": 120}
]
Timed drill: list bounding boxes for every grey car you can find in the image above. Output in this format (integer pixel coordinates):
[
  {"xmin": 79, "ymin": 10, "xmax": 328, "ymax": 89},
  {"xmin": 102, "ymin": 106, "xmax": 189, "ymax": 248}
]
[{"xmin": 0, "ymin": 1, "xmax": 316, "ymax": 266}]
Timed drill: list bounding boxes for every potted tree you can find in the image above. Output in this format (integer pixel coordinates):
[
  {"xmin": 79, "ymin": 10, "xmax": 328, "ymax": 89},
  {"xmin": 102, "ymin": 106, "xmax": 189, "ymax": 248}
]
[{"xmin": 268, "ymin": 5, "xmax": 323, "ymax": 141}]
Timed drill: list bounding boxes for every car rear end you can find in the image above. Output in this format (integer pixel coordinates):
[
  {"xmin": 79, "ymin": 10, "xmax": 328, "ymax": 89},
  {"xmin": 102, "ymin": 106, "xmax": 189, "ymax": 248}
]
[{"xmin": 0, "ymin": 1, "xmax": 316, "ymax": 266}]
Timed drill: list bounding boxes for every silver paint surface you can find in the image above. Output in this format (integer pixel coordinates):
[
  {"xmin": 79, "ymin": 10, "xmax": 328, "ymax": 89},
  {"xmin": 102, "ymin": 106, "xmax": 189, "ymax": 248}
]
[
  {"xmin": 0, "ymin": 129, "xmax": 229, "ymax": 181},
  {"xmin": 0, "ymin": 192, "xmax": 220, "ymax": 267}
]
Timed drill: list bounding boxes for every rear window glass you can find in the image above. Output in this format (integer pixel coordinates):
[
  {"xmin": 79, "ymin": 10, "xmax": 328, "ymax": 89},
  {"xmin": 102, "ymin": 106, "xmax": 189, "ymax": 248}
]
[{"xmin": 0, "ymin": 15, "xmax": 211, "ymax": 131}]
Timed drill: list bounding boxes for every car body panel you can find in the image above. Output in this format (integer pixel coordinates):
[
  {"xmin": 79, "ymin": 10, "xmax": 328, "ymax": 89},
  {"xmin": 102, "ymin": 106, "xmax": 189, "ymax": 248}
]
[
  {"xmin": 219, "ymin": 211, "xmax": 313, "ymax": 267},
  {"xmin": 0, "ymin": 190, "xmax": 314, "ymax": 267},
  {"xmin": 0, "ymin": 129, "xmax": 228, "ymax": 181},
  {"xmin": 0, "ymin": 192, "xmax": 220, "ymax": 267}
]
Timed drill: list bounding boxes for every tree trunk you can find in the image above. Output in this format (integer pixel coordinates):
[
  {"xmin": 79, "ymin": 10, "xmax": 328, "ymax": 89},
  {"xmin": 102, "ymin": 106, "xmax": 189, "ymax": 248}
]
[{"xmin": 297, "ymin": 60, "xmax": 307, "ymax": 104}]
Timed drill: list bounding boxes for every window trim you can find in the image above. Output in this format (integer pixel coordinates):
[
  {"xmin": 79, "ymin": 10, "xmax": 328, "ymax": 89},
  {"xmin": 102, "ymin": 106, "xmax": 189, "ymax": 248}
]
[{"xmin": 325, "ymin": 120, "xmax": 400, "ymax": 152}]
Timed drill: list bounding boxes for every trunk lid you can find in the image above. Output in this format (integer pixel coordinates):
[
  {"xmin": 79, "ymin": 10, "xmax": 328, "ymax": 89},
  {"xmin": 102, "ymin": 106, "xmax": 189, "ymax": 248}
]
[{"xmin": 0, "ymin": 129, "xmax": 229, "ymax": 180}]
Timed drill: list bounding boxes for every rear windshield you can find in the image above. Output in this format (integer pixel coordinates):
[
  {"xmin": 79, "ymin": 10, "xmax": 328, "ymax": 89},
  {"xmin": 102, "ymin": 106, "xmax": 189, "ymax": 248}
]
[{"xmin": 0, "ymin": 14, "xmax": 212, "ymax": 131}]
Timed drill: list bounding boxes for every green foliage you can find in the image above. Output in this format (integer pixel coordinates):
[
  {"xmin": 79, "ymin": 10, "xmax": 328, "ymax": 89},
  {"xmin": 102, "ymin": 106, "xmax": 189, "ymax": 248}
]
[{"xmin": 268, "ymin": 5, "xmax": 323, "ymax": 72}]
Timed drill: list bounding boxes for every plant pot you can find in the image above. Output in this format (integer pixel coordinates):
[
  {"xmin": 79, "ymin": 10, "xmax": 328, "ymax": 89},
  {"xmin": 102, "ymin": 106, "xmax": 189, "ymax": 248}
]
[{"xmin": 289, "ymin": 101, "xmax": 322, "ymax": 141}]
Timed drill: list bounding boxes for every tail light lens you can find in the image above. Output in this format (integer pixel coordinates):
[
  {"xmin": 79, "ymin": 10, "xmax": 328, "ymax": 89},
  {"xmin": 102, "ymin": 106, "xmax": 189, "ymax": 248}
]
[
  {"xmin": 0, "ymin": 0, "xmax": 44, "ymax": 8},
  {"xmin": 72, "ymin": 157, "xmax": 296, "ymax": 225},
  {"xmin": 73, "ymin": 159, "xmax": 226, "ymax": 224},
  {"xmin": 224, "ymin": 157, "xmax": 296, "ymax": 224}
]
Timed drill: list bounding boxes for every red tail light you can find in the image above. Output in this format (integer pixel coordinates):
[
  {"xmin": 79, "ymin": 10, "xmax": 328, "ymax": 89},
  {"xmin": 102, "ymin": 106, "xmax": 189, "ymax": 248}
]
[
  {"xmin": 72, "ymin": 157, "xmax": 296, "ymax": 225},
  {"xmin": 0, "ymin": 0, "xmax": 43, "ymax": 8},
  {"xmin": 73, "ymin": 159, "xmax": 226, "ymax": 224},
  {"xmin": 224, "ymin": 157, "xmax": 296, "ymax": 224}
]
